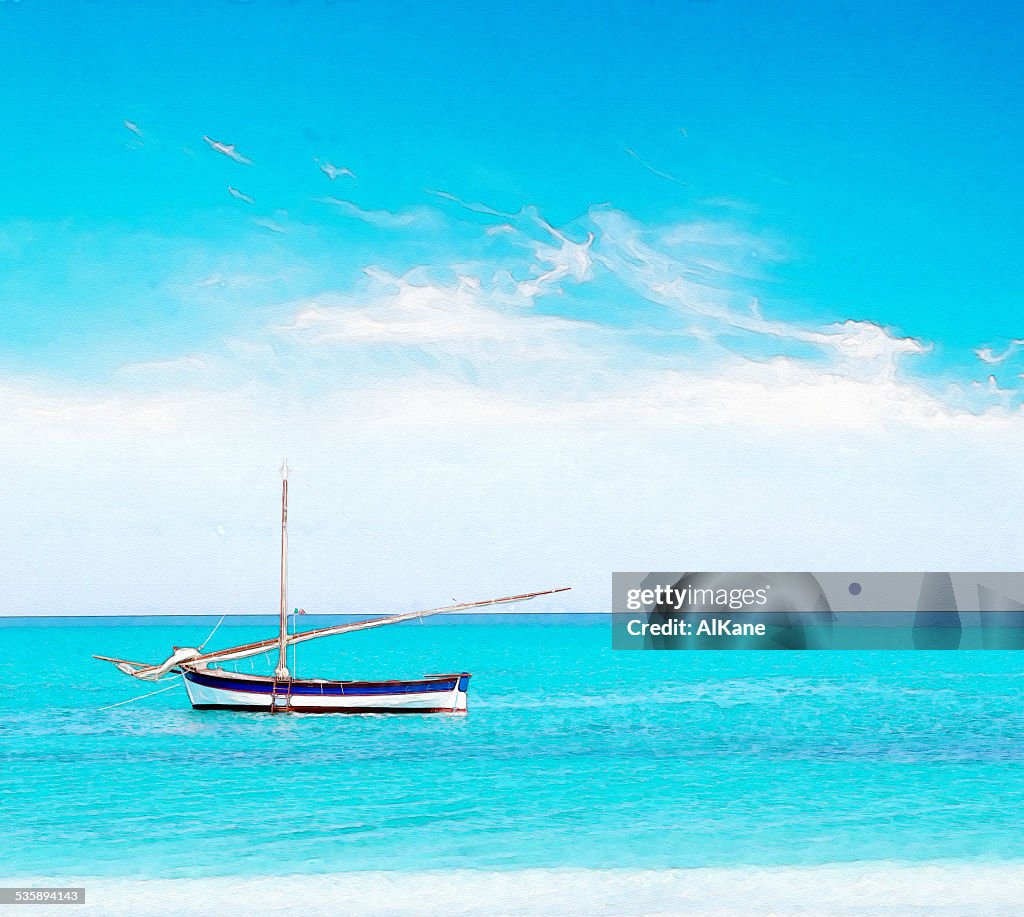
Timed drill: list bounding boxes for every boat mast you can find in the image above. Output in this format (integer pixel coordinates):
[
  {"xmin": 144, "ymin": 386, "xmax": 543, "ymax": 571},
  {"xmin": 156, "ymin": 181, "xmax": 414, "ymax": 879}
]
[{"xmin": 275, "ymin": 459, "xmax": 291, "ymax": 680}]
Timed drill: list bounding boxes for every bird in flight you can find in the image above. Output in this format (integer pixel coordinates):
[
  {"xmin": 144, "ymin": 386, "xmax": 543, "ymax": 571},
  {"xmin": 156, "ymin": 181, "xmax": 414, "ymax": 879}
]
[
  {"xmin": 228, "ymin": 186, "xmax": 255, "ymax": 204},
  {"xmin": 203, "ymin": 135, "xmax": 252, "ymax": 164},
  {"xmin": 316, "ymin": 158, "xmax": 355, "ymax": 180},
  {"xmin": 253, "ymin": 216, "xmax": 287, "ymax": 234}
]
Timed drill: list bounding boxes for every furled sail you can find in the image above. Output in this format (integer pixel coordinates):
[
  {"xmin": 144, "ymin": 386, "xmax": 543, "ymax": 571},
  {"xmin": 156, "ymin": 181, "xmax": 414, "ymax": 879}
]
[{"xmin": 96, "ymin": 587, "xmax": 570, "ymax": 681}]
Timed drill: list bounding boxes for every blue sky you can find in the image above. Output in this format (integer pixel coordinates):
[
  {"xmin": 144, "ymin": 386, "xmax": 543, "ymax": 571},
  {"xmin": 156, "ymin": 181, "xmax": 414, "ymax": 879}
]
[
  {"xmin": 3, "ymin": 1, "xmax": 1024, "ymax": 613},
  {"xmin": 4, "ymin": 1, "xmax": 1024, "ymax": 369}
]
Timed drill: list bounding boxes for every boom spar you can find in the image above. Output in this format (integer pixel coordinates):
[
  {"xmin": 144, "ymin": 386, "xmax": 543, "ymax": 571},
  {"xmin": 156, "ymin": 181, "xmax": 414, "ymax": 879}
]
[{"xmin": 95, "ymin": 587, "xmax": 571, "ymax": 680}]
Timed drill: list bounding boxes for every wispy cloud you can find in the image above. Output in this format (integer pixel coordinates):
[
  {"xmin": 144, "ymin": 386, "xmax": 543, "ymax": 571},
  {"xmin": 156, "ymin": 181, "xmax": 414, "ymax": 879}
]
[
  {"xmin": 252, "ymin": 216, "xmax": 287, "ymax": 234},
  {"xmin": 274, "ymin": 272, "xmax": 590, "ymax": 359},
  {"xmin": 517, "ymin": 216, "xmax": 595, "ymax": 299},
  {"xmin": 121, "ymin": 355, "xmax": 208, "ymax": 375},
  {"xmin": 5, "ymin": 201, "xmax": 1024, "ymax": 614},
  {"xmin": 426, "ymin": 188, "xmax": 515, "ymax": 220},
  {"xmin": 699, "ymin": 196, "xmax": 758, "ymax": 213},
  {"xmin": 4, "ymin": 201, "xmax": 1017, "ymax": 438},
  {"xmin": 317, "ymin": 197, "xmax": 433, "ymax": 229},
  {"xmin": 624, "ymin": 146, "xmax": 688, "ymax": 186},
  {"xmin": 192, "ymin": 271, "xmax": 278, "ymax": 290},
  {"xmin": 975, "ymin": 339, "xmax": 1024, "ymax": 364},
  {"xmin": 100, "ymin": 202, "xmax": 1006, "ymax": 427},
  {"xmin": 587, "ymin": 207, "xmax": 932, "ymax": 385}
]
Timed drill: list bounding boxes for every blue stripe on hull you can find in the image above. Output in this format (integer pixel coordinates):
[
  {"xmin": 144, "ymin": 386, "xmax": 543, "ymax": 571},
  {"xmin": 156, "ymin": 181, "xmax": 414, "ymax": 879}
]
[
  {"xmin": 191, "ymin": 704, "xmax": 460, "ymax": 714},
  {"xmin": 184, "ymin": 670, "xmax": 465, "ymax": 697}
]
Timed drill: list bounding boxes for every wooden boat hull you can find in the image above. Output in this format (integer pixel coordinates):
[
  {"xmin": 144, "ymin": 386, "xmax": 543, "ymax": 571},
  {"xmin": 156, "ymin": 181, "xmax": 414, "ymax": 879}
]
[{"xmin": 181, "ymin": 668, "xmax": 470, "ymax": 713}]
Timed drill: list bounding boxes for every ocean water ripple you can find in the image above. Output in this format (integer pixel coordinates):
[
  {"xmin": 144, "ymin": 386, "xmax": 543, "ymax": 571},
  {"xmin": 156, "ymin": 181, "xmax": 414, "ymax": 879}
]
[{"xmin": 3, "ymin": 616, "xmax": 1024, "ymax": 881}]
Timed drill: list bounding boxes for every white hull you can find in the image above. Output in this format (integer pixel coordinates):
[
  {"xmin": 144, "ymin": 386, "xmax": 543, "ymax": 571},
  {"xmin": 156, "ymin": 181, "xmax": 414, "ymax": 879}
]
[{"xmin": 182, "ymin": 667, "xmax": 470, "ymax": 714}]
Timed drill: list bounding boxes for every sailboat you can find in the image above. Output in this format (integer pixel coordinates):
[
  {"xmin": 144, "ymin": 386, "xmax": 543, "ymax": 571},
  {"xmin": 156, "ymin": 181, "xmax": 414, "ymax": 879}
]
[{"xmin": 96, "ymin": 462, "xmax": 569, "ymax": 713}]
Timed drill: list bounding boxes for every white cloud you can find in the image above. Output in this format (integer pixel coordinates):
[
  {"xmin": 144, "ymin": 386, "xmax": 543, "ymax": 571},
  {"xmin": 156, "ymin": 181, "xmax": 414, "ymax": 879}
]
[
  {"xmin": 121, "ymin": 356, "xmax": 209, "ymax": 376},
  {"xmin": 276, "ymin": 273, "xmax": 588, "ymax": 352},
  {"xmin": 516, "ymin": 216, "xmax": 595, "ymax": 299},
  {"xmin": 3, "ymin": 363, "xmax": 1024, "ymax": 617},
  {"xmin": 4, "ymin": 203, "xmax": 1024, "ymax": 614},
  {"xmin": 976, "ymin": 339, "xmax": 1024, "ymax": 364},
  {"xmin": 74, "ymin": 205, "xmax": 1013, "ymax": 425},
  {"xmin": 591, "ymin": 207, "xmax": 930, "ymax": 387}
]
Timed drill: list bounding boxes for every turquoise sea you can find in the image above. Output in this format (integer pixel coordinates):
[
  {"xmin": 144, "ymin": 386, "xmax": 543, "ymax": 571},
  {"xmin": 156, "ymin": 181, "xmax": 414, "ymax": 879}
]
[{"xmin": 3, "ymin": 615, "xmax": 1024, "ymax": 915}]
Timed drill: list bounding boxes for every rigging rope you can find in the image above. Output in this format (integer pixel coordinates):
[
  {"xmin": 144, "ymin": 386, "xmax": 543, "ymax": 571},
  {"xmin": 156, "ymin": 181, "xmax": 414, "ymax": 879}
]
[
  {"xmin": 199, "ymin": 613, "xmax": 227, "ymax": 650},
  {"xmin": 98, "ymin": 675, "xmax": 183, "ymax": 711}
]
